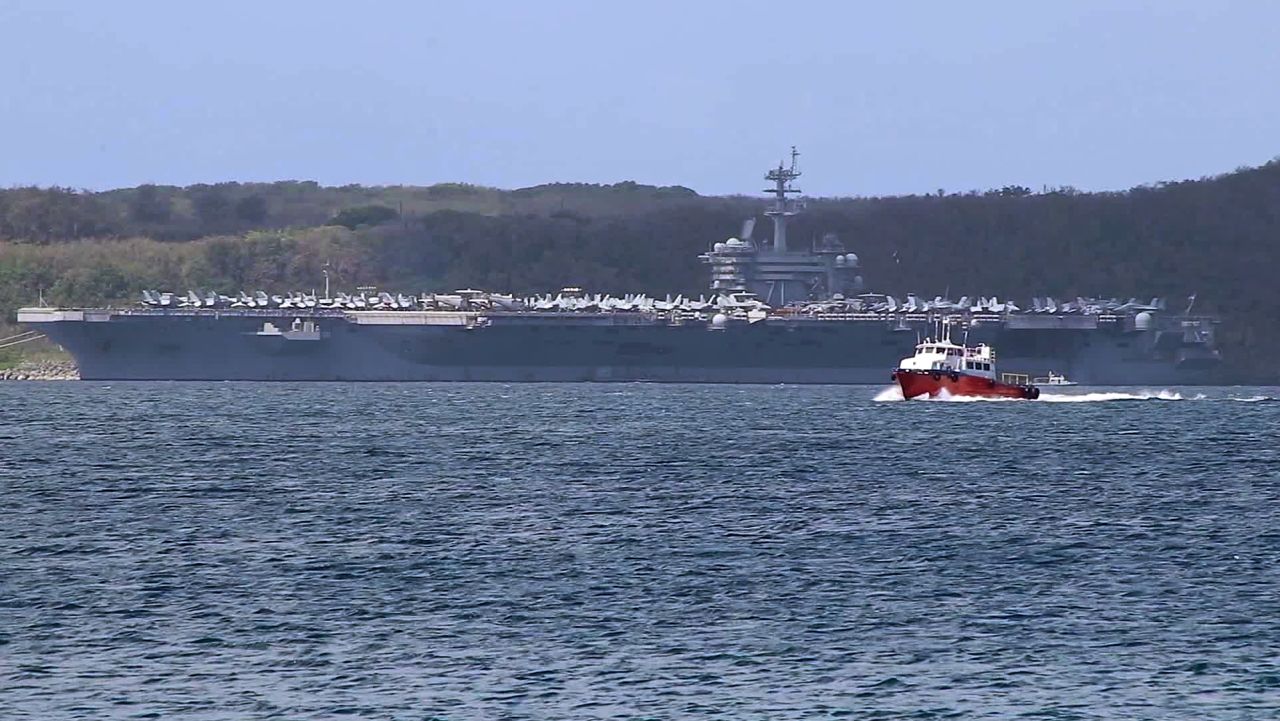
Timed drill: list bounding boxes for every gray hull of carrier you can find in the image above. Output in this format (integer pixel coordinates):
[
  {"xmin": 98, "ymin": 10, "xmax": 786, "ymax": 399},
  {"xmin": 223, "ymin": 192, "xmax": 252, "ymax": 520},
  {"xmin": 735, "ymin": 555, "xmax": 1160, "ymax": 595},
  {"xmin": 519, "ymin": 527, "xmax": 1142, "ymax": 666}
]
[{"xmin": 19, "ymin": 306, "xmax": 1221, "ymax": 385}]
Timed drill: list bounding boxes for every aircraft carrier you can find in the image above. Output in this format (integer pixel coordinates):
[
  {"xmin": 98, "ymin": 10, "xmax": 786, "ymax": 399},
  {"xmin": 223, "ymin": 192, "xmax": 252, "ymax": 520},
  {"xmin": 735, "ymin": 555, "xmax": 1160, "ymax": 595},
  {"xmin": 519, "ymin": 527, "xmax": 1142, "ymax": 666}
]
[{"xmin": 16, "ymin": 151, "xmax": 1222, "ymax": 384}]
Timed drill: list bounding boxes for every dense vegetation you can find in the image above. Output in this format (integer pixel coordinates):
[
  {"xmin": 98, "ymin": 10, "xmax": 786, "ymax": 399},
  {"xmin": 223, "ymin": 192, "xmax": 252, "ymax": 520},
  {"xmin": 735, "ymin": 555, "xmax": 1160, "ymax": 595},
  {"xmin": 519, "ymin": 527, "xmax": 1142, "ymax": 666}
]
[{"xmin": 2, "ymin": 163, "xmax": 1278, "ymax": 380}]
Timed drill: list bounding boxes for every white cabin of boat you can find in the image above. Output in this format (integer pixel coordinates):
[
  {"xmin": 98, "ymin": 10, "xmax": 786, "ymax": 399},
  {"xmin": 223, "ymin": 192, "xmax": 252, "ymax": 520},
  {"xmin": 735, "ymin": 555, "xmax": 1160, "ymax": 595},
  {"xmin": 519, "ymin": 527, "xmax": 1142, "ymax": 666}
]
[{"xmin": 897, "ymin": 336, "xmax": 998, "ymax": 379}]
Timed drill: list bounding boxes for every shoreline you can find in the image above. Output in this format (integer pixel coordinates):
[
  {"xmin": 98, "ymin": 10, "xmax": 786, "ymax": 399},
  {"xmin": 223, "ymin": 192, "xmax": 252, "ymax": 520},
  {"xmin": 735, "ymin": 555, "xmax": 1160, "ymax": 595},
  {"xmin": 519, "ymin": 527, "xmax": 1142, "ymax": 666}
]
[{"xmin": 0, "ymin": 359, "xmax": 80, "ymax": 381}]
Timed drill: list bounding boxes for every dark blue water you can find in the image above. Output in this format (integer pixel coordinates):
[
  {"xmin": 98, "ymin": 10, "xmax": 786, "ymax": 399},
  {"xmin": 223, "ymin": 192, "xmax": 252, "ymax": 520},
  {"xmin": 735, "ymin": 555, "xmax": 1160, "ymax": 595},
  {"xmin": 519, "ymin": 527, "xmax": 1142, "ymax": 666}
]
[{"xmin": 3, "ymin": 383, "xmax": 1279, "ymax": 719}]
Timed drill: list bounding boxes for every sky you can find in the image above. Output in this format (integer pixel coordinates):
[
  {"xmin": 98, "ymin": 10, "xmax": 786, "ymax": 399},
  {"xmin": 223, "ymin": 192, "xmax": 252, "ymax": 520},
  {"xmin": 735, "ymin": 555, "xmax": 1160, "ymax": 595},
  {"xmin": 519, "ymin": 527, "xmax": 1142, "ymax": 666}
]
[{"xmin": 0, "ymin": 0, "xmax": 1277, "ymax": 197}]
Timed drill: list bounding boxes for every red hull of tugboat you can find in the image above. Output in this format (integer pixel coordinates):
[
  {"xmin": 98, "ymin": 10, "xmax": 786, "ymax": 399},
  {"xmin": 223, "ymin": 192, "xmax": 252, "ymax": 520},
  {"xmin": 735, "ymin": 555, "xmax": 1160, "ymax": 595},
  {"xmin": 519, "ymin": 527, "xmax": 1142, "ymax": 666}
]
[{"xmin": 892, "ymin": 369, "xmax": 1040, "ymax": 400}]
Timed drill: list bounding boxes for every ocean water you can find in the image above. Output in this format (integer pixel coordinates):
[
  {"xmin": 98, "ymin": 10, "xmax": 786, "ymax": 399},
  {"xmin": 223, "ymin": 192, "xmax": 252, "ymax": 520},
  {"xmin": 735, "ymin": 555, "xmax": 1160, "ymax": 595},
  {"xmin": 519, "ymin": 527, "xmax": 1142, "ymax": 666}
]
[{"xmin": 2, "ymin": 382, "xmax": 1279, "ymax": 719}]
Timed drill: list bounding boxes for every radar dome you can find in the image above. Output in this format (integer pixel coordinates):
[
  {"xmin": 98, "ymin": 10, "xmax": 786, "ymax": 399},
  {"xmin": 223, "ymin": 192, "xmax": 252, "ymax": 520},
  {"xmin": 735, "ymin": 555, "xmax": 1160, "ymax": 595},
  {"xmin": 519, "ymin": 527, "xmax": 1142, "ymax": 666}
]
[
  {"xmin": 834, "ymin": 255, "xmax": 847, "ymax": 266},
  {"xmin": 725, "ymin": 237, "xmax": 746, "ymax": 247},
  {"xmin": 1134, "ymin": 311, "xmax": 1155, "ymax": 331},
  {"xmin": 845, "ymin": 253, "xmax": 859, "ymax": 267},
  {"xmin": 713, "ymin": 242, "xmax": 727, "ymax": 253},
  {"xmin": 711, "ymin": 313, "xmax": 729, "ymax": 328}
]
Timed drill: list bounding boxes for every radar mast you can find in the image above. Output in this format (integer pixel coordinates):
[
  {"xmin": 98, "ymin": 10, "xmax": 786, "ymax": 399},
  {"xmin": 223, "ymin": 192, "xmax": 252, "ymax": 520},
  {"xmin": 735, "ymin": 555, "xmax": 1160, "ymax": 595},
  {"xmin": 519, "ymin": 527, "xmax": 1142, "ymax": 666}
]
[{"xmin": 764, "ymin": 146, "xmax": 802, "ymax": 252}]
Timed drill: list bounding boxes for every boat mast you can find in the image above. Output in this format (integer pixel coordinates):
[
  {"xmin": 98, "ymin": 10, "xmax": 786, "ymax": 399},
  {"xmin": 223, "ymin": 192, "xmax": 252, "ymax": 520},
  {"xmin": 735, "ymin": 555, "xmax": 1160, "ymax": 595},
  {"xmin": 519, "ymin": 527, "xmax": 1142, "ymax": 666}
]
[{"xmin": 764, "ymin": 146, "xmax": 802, "ymax": 253}]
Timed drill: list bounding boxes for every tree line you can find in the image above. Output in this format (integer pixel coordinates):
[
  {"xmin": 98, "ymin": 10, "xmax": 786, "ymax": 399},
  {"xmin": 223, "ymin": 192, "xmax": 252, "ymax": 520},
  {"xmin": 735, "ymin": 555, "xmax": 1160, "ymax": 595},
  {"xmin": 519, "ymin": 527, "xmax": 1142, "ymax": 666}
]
[{"xmin": 0, "ymin": 180, "xmax": 703, "ymax": 242}]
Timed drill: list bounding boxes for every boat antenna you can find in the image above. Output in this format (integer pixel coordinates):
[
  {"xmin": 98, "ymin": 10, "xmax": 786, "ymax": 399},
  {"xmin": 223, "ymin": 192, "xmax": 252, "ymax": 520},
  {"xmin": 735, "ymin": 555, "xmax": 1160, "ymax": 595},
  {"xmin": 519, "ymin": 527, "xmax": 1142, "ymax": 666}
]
[{"xmin": 322, "ymin": 261, "xmax": 332, "ymax": 301}]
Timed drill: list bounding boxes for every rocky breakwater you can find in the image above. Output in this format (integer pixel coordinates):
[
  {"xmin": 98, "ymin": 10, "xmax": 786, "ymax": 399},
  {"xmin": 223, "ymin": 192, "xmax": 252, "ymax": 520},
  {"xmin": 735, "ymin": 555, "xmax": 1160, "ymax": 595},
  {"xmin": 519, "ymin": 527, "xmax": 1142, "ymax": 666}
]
[{"xmin": 0, "ymin": 359, "xmax": 80, "ymax": 381}]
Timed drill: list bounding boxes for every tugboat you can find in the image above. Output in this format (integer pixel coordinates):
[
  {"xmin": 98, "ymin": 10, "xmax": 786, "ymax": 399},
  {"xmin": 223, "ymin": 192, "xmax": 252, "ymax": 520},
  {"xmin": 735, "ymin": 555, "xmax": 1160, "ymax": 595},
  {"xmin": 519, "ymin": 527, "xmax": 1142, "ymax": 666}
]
[{"xmin": 891, "ymin": 329, "xmax": 1040, "ymax": 400}]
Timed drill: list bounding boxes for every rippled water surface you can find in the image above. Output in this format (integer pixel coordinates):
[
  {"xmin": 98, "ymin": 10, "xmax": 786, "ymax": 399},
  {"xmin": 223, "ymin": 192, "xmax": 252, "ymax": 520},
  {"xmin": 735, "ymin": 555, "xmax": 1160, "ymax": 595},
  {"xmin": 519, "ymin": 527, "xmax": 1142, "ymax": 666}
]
[{"xmin": 3, "ymin": 383, "xmax": 1279, "ymax": 719}]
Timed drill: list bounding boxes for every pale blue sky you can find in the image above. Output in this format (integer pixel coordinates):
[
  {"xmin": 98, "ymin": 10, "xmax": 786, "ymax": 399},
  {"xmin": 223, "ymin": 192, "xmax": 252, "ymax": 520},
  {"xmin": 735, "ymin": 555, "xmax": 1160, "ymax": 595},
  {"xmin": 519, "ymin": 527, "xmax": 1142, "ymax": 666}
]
[{"xmin": 1, "ymin": 0, "xmax": 1277, "ymax": 196}]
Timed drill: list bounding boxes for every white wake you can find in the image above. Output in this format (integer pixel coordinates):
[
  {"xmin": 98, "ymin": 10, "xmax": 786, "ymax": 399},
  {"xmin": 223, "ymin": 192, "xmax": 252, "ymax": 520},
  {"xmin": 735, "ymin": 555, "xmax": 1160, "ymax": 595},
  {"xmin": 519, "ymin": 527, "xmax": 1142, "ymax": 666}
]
[
  {"xmin": 1038, "ymin": 389, "xmax": 1204, "ymax": 403},
  {"xmin": 872, "ymin": 386, "xmax": 1226, "ymax": 403},
  {"xmin": 872, "ymin": 386, "xmax": 906, "ymax": 402}
]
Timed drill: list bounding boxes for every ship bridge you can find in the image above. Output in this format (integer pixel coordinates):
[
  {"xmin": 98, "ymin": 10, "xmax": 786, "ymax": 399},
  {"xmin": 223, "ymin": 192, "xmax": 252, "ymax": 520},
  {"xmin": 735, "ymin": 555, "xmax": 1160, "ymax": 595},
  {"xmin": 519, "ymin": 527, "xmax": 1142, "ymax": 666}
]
[{"xmin": 699, "ymin": 148, "xmax": 863, "ymax": 305}]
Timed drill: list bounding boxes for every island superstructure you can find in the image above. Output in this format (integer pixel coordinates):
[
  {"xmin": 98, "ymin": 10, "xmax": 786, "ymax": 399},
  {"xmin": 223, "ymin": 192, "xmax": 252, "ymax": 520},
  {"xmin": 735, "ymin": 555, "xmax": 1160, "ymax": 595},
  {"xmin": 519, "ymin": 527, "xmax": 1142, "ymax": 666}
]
[
  {"xmin": 17, "ymin": 151, "xmax": 1222, "ymax": 383},
  {"xmin": 703, "ymin": 148, "xmax": 864, "ymax": 305}
]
